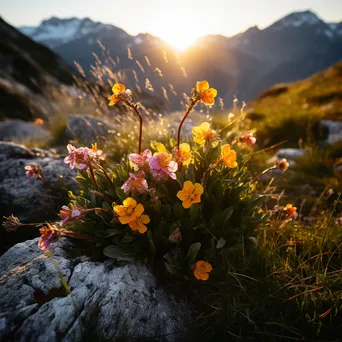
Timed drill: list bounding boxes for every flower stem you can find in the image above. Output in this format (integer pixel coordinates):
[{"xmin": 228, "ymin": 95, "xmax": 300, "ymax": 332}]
[
  {"xmin": 250, "ymin": 165, "xmax": 277, "ymax": 185},
  {"xmin": 100, "ymin": 166, "xmax": 113, "ymax": 185},
  {"xmin": 124, "ymin": 101, "xmax": 143, "ymax": 154},
  {"xmin": 88, "ymin": 164, "xmax": 101, "ymax": 190},
  {"xmin": 177, "ymin": 98, "xmax": 199, "ymax": 151}
]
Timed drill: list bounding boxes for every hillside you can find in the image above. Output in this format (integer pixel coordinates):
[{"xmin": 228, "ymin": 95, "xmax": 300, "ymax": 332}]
[
  {"xmin": 248, "ymin": 61, "xmax": 342, "ymax": 145},
  {"xmin": 0, "ymin": 17, "xmax": 76, "ymax": 121}
]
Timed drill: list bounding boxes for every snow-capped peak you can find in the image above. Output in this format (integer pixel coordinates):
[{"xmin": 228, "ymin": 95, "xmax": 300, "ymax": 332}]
[
  {"xmin": 19, "ymin": 17, "xmax": 114, "ymax": 48},
  {"xmin": 269, "ymin": 11, "xmax": 323, "ymax": 30}
]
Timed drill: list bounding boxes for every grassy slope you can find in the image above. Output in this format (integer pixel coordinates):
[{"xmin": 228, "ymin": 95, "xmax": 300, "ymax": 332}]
[{"xmin": 248, "ymin": 61, "xmax": 342, "ymax": 146}]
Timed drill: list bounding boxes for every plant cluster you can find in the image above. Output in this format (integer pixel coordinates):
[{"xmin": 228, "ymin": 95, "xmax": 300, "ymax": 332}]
[{"xmin": 5, "ymin": 80, "xmax": 290, "ymax": 281}]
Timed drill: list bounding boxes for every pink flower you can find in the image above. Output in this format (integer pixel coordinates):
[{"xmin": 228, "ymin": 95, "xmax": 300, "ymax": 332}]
[
  {"xmin": 64, "ymin": 144, "xmax": 89, "ymax": 170},
  {"xmin": 239, "ymin": 133, "xmax": 256, "ymax": 147},
  {"xmin": 59, "ymin": 205, "xmax": 82, "ymax": 226},
  {"xmin": 129, "ymin": 149, "xmax": 152, "ymax": 171},
  {"xmin": 25, "ymin": 164, "xmax": 42, "ymax": 178},
  {"xmin": 38, "ymin": 224, "xmax": 59, "ymax": 251},
  {"xmin": 121, "ymin": 171, "xmax": 148, "ymax": 194},
  {"xmin": 149, "ymin": 153, "xmax": 178, "ymax": 181}
]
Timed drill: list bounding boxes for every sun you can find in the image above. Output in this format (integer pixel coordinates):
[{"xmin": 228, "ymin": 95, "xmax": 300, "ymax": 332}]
[
  {"xmin": 160, "ymin": 30, "xmax": 199, "ymax": 51},
  {"xmin": 148, "ymin": 12, "xmax": 206, "ymax": 51}
]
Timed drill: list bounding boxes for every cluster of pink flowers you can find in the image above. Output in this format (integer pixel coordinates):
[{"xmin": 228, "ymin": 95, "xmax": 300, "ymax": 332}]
[
  {"xmin": 122, "ymin": 148, "xmax": 178, "ymax": 194},
  {"xmin": 64, "ymin": 144, "xmax": 100, "ymax": 170}
]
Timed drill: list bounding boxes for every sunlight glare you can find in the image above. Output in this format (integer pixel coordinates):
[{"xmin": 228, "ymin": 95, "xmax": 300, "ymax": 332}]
[{"xmin": 148, "ymin": 10, "xmax": 207, "ymax": 51}]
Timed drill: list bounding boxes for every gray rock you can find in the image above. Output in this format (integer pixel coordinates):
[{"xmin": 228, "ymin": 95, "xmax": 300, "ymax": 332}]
[
  {"xmin": 320, "ymin": 120, "xmax": 342, "ymax": 144},
  {"xmin": 0, "ymin": 238, "xmax": 187, "ymax": 341},
  {"xmin": 66, "ymin": 115, "xmax": 113, "ymax": 145},
  {"xmin": 268, "ymin": 148, "xmax": 307, "ymax": 167},
  {"xmin": 0, "ymin": 142, "xmax": 77, "ymax": 222},
  {"xmin": 0, "ymin": 119, "xmax": 49, "ymax": 142}
]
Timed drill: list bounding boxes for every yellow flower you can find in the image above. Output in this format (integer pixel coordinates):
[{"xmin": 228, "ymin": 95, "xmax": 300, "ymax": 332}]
[
  {"xmin": 192, "ymin": 122, "xmax": 218, "ymax": 147},
  {"xmin": 108, "ymin": 83, "xmax": 126, "ymax": 106},
  {"xmin": 174, "ymin": 143, "xmax": 192, "ymax": 165},
  {"xmin": 177, "ymin": 181, "xmax": 204, "ymax": 209},
  {"xmin": 221, "ymin": 144, "xmax": 238, "ymax": 168},
  {"xmin": 284, "ymin": 204, "xmax": 297, "ymax": 218},
  {"xmin": 113, "ymin": 197, "xmax": 149, "ymax": 234},
  {"xmin": 151, "ymin": 142, "xmax": 167, "ymax": 155},
  {"xmin": 194, "ymin": 261, "xmax": 213, "ymax": 281},
  {"xmin": 196, "ymin": 80, "xmax": 217, "ymax": 106}
]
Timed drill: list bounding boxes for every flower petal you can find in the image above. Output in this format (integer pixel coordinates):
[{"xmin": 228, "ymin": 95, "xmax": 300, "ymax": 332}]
[
  {"xmin": 112, "ymin": 83, "xmax": 125, "ymax": 95},
  {"xmin": 196, "ymin": 80, "xmax": 209, "ymax": 93}
]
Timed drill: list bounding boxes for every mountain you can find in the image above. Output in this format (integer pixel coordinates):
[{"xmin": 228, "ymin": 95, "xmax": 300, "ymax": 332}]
[
  {"xmin": 0, "ymin": 17, "xmax": 76, "ymax": 120},
  {"xmin": 18, "ymin": 11, "xmax": 342, "ymax": 106}
]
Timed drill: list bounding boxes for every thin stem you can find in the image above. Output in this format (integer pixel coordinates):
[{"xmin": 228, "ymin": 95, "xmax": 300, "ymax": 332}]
[
  {"xmin": 100, "ymin": 166, "xmax": 113, "ymax": 185},
  {"xmin": 250, "ymin": 165, "xmax": 277, "ymax": 185},
  {"xmin": 177, "ymin": 98, "xmax": 199, "ymax": 151},
  {"xmin": 124, "ymin": 101, "xmax": 143, "ymax": 154},
  {"xmin": 88, "ymin": 164, "xmax": 101, "ymax": 190}
]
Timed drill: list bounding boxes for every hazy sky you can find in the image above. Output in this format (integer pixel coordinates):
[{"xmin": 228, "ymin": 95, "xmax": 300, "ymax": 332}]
[{"xmin": 1, "ymin": 0, "xmax": 342, "ymax": 48}]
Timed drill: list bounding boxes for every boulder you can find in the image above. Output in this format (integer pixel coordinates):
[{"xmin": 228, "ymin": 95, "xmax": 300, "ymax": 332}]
[
  {"xmin": 0, "ymin": 120, "xmax": 49, "ymax": 142},
  {"xmin": 320, "ymin": 120, "xmax": 342, "ymax": 144},
  {"xmin": 0, "ymin": 142, "xmax": 77, "ymax": 223},
  {"xmin": 66, "ymin": 115, "xmax": 113, "ymax": 145},
  {"xmin": 0, "ymin": 238, "xmax": 187, "ymax": 341},
  {"xmin": 268, "ymin": 148, "xmax": 307, "ymax": 167}
]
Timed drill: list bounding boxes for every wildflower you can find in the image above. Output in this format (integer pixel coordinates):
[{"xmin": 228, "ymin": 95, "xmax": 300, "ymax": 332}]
[
  {"xmin": 168, "ymin": 229, "xmax": 182, "ymax": 243},
  {"xmin": 2, "ymin": 215, "xmax": 23, "ymax": 232},
  {"xmin": 239, "ymin": 132, "xmax": 256, "ymax": 147},
  {"xmin": 25, "ymin": 164, "xmax": 42, "ymax": 178},
  {"xmin": 129, "ymin": 149, "xmax": 152, "ymax": 171},
  {"xmin": 34, "ymin": 118, "xmax": 44, "ymax": 126},
  {"xmin": 284, "ymin": 204, "xmax": 297, "ymax": 218},
  {"xmin": 113, "ymin": 197, "xmax": 138, "ymax": 219},
  {"xmin": 277, "ymin": 158, "xmax": 289, "ymax": 172},
  {"xmin": 38, "ymin": 224, "xmax": 60, "ymax": 251},
  {"xmin": 151, "ymin": 142, "xmax": 167, "ymax": 155},
  {"xmin": 195, "ymin": 81, "xmax": 217, "ymax": 106},
  {"xmin": 177, "ymin": 181, "xmax": 204, "ymax": 209},
  {"xmin": 173, "ymin": 143, "xmax": 191, "ymax": 165},
  {"xmin": 64, "ymin": 144, "xmax": 89, "ymax": 170},
  {"xmin": 192, "ymin": 122, "xmax": 218, "ymax": 147},
  {"xmin": 121, "ymin": 171, "xmax": 148, "ymax": 194},
  {"xmin": 194, "ymin": 261, "xmax": 213, "ymax": 281},
  {"xmin": 149, "ymin": 153, "xmax": 178, "ymax": 181},
  {"xmin": 220, "ymin": 144, "xmax": 238, "ymax": 168},
  {"xmin": 113, "ymin": 198, "xmax": 150, "ymax": 234},
  {"xmin": 108, "ymin": 83, "xmax": 131, "ymax": 106},
  {"xmin": 59, "ymin": 205, "xmax": 82, "ymax": 225}
]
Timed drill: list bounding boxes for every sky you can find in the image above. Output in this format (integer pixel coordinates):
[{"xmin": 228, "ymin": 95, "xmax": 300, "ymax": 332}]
[{"xmin": 1, "ymin": 0, "xmax": 342, "ymax": 49}]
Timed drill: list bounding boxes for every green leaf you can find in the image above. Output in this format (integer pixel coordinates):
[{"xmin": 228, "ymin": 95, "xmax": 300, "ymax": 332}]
[
  {"xmin": 186, "ymin": 164, "xmax": 196, "ymax": 183},
  {"xmin": 189, "ymin": 203, "xmax": 198, "ymax": 222},
  {"xmin": 115, "ymin": 187, "xmax": 126, "ymax": 202},
  {"xmin": 147, "ymin": 231, "xmax": 156, "ymax": 259},
  {"xmin": 161, "ymin": 204, "xmax": 171, "ymax": 220},
  {"xmin": 164, "ymin": 262, "xmax": 182, "ymax": 276},
  {"xmin": 216, "ymin": 237, "xmax": 226, "ymax": 249},
  {"xmin": 175, "ymin": 172, "xmax": 184, "ymax": 188},
  {"xmin": 103, "ymin": 245, "xmax": 139, "ymax": 261},
  {"xmin": 174, "ymin": 202, "xmax": 185, "ymax": 219},
  {"xmin": 95, "ymin": 228, "xmax": 123, "ymax": 238},
  {"xmin": 222, "ymin": 207, "xmax": 234, "ymax": 225},
  {"xmin": 68, "ymin": 191, "xmax": 77, "ymax": 200},
  {"xmin": 185, "ymin": 242, "xmax": 201, "ymax": 263}
]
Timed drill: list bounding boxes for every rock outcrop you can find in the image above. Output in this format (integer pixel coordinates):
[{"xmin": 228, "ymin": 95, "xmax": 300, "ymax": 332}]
[
  {"xmin": 0, "ymin": 238, "xmax": 187, "ymax": 341},
  {"xmin": 0, "ymin": 142, "xmax": 77, "ymax": 222}
]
